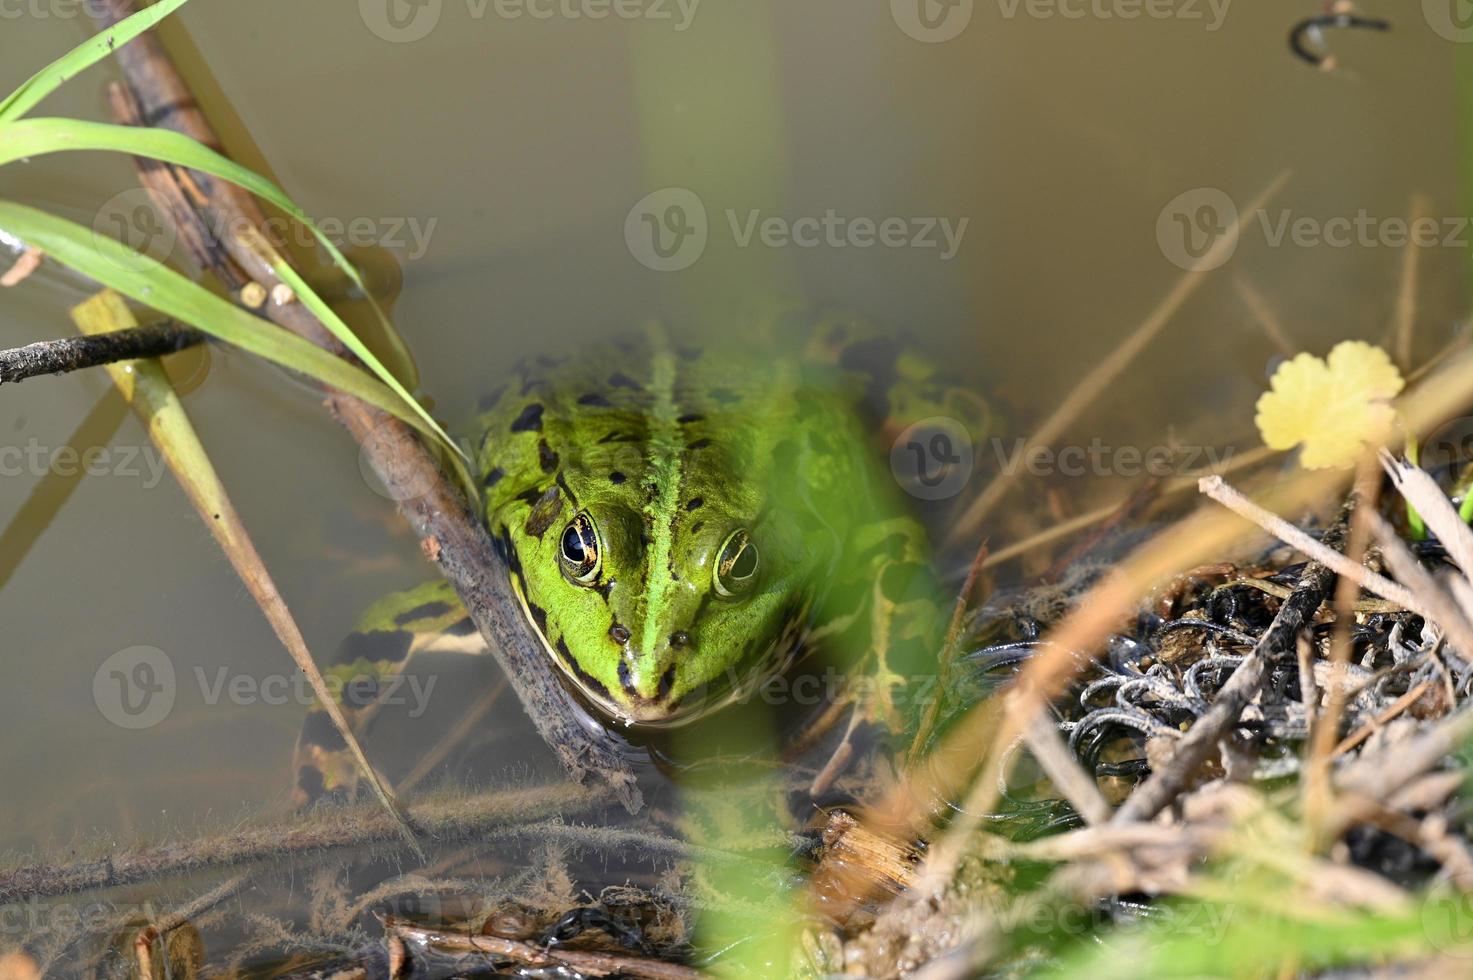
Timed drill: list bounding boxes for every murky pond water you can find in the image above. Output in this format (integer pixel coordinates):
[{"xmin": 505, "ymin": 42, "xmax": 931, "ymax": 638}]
[{"xmin": 0, "ymin": 0, "xmax": 1470, "ymax": 968}]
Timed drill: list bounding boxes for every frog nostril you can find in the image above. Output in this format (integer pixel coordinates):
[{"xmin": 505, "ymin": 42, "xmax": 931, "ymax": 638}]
[
  {"xmin": 669, "ymin": 631, "xmax": 690, "ymax": 649},
  {"xmin": 609, "ymin": 624, "xmax": 631, "ymax": 644}
]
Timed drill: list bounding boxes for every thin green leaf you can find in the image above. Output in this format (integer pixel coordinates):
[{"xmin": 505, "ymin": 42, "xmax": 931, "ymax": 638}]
[
  {"xmin": 0, "ymin": 118, "xmax": 432, "ymax": 447},
  {"xmin": 0, "ymin": 0, "xmax": 194, "ymax": 124},
  {"xmin": 0, "ymin": 200, "xmax": 429, "ymax": 436},
  {"xmin": 71, "ymin": 289, "xmax": 423, "ymax": 859},
  {"xmin": 264, "ymin": 249, "xmax": 459, "ymax": 462}
]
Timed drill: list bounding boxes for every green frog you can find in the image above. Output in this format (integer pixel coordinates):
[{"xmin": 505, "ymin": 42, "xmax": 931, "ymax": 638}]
[{"xmin": 293, "ymin": 315, "xmax": 992, "ymax": 804}]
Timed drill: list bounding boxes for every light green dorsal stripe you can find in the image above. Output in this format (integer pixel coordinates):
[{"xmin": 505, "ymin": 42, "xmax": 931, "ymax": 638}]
[{"xmin": 639, "ymin": 323, "xmax": 684, "ymax": 663}]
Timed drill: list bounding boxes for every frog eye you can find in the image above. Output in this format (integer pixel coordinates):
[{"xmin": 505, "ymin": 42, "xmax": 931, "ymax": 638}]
[
  {"xmin": 558, "ymin": 512, "xmax": 601, "ymax": 585},
  {"xmin": 713, "ymin": 529, "xmax": 759, "ymax": 598}
]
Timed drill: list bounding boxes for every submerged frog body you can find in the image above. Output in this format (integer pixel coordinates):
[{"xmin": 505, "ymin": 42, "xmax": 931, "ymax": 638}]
[{"xmin": 293, "ymin": 317, "xmax": 991, "ymax": 804}]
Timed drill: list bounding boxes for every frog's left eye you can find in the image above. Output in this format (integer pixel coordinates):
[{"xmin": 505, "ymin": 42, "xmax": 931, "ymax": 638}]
[
  {"xmin": 713, "ymin": 529, "xmax": 759, "ymax": 598},
  {"xmin": 559, "ymin": 512, "xmax": 601, "ymax": 585}
]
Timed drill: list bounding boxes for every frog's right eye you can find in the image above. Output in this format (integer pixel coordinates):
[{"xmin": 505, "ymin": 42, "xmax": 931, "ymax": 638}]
[{"xmin": 558, "ymin": 512, "xmax": 601, "ymax": 585}]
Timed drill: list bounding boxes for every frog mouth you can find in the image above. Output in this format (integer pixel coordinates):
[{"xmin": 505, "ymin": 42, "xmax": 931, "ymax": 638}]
[{"xmin": 508, "ymin": 573, "xmax": 813, "ymax": 729}]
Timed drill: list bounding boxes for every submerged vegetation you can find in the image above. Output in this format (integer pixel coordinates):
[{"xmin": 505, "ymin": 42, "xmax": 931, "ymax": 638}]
[{"xmin": 4, "ymin": 2, "xmax": 1473, "ymax": 978}]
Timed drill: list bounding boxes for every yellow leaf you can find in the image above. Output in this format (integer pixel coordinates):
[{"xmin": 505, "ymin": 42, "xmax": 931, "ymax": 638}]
[{"xmin": 1254, "ymin": 341, "xmax": 1404, "ymax": 470}]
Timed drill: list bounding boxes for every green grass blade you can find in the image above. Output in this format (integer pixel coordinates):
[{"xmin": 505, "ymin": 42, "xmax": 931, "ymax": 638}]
[
  {"xmin": 239, "ymin": 228, "xmax": 458, "ymax": 456},
  {"xmin": 0, "ymin": 117, "xmax": 434, "ymax": 448},
  {"xmin": 0, "ymin": 200, "xmax": 429, "ymax": 436},
  {"xmin": 70, "ymin": 289, "xmax": 424, "ymax": 859},
  {"xmin": 0, "ymin": 0, "xmax": 194, "ymax": 124}
]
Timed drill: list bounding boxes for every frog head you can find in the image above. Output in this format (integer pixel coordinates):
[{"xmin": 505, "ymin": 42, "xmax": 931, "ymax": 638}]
[{"xmin": 500, "ymin": 459, "xmax": 818, "ymax": 727}]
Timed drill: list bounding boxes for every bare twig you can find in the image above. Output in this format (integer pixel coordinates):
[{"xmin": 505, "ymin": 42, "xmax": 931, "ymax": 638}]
[
  {"xmin": 1233, "ymin": 274, "xmax": 1297, "ymax": 357},
  {"xmin": 386, "ymin": 919, "xmax": 700, "ymax": 980},
  {"xmin": 0, "ymin": 782, "xmax": 609, "ymax": 905},
  {"xmin": 1018, "ymin": 709, "xmax": 1112, "ymax": 825},
  {"xmin": 0, "ymin": 320, "xmax": 201, "ymax": 384},
  {"xmin": 84, "ymin": 0, "xmax": 641, "ymax": 810},
  {"xmin": 1392, "ymin": 194, "xmax": 1430, "ymax": 373},
  {"xmin": 1199, "ymin": 474, "xmax": 1433, "ymax": 619}
]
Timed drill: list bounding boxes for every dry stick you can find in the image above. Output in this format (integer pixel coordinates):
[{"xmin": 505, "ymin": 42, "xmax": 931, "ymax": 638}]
[
  {"xmin": 1332, "ymin": 680, "xmax": 1433, "ymax": 757},
  {"xmin": 0, "ymin": 388, "xmax": 128, "ymax": 591},
  {"xmin": 1381, "ymin": 450, "xmax": 1473, "ymax": 585},
  {"xmin": 0, "ymin": 320, "xmax": 202, "ymax": 384},
  {"xmin": 1332, "ymin": 703, "xmax": 1473, "ymax": 842},
  {"xmin": 86, "ymin": 0, "xmax": 641, "ymax": 811},
  {"xmin": 1110, "ymin": 499, "xmax": 1353, "ymax": 824},
  {"xmin": 1198, "ymin": 474, "xmax": 1434, "ymax": 620},
  {"xmin": 0, "ymin": 782, "xmax": 609, "ymax": 905},
  {"xmin": 1019, "ymin": 710, "xmax": 1112, "ymax": 825},
  {"xmin": 1366, "ymin": 511, "xmax": 1473, "ymax": 666},
  {"xmin": 1392, "ymin": 194, "xmax": 1430, "ymax": 373},
  {"xmin": 385, "ymin": 921, "xmax": 700, "ymax": 980},
  {"xmin": 1232, "ymin": 274, "xmax": 1298, "ymax": 357},
  {"xmin": 1303, "ymin": 460, "xmax": 1380, "ymax": 840},
  {"xmin": 948, "ymin": 169, "xmax": 1293, "ymax": 545}
]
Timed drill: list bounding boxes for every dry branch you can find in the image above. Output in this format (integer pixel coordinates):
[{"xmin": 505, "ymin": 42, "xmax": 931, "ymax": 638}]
[
  {"xmin": 0, "ymin": 319, "xmax": 201, "ymax": 384},
  {"xmin": 84, "ymin": 0, "xmax": 640, "ymax": 810},
  {"xmin": 0, "ymin": 782, "xmax": 610, "ymax": 905}
]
